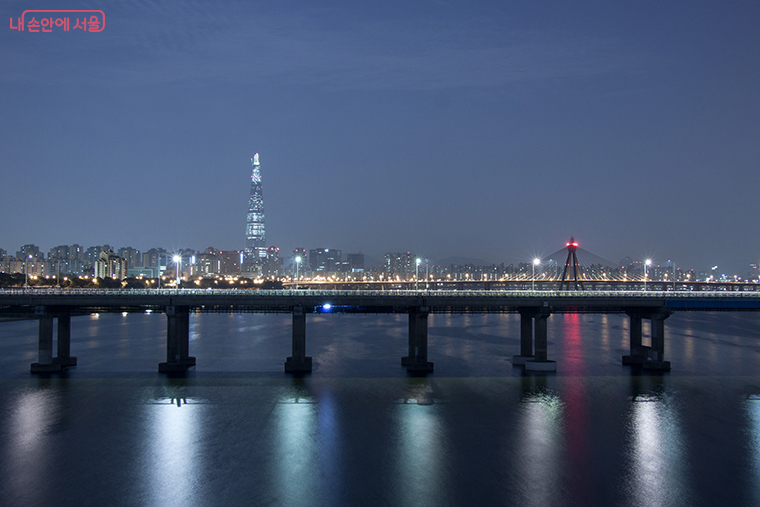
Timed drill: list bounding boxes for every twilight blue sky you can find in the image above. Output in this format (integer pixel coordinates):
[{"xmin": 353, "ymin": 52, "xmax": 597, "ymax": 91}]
[{"xmin": 1, "ymin": 0, "xmax": 759, "ymax": 274}]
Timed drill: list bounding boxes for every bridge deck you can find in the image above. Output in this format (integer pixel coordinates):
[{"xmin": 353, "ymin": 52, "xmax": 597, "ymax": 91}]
[{"xmin": 2, "ymin": 288, "xmax": 759, "ymax": 314}]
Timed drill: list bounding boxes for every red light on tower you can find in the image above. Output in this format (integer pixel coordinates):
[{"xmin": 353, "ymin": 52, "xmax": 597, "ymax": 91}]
[{"xmin": 559, "ymin": 236, "xmax": 584, "ymax": 290}]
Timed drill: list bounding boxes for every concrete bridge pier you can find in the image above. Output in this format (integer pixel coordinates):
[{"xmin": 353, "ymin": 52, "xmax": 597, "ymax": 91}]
[
  {"xmin": 285, "ymin": 306, "xmax": 312, "ymax": 372},
  {"xmin": 401, "ymin": 306, "xmax": 434, "ymax": 373},
  {"xmin": 622, "ymin": 310, "xmax": 671, "ymax": 370},
  {"xmin": 31, "ymin": 307, "xmax": 60, "ymax": 373},
  {"xmin": 525, "ymin": 310, "xmax": 556, "ymax": 371},
  {"xmin": 159, "ymin": 306, "xmax": 195, "ymax": 373},
  {"xmin": 643, "ymin": 311, "xmax": 671, "ymax": 370},
  {"xmin": 512, "ymin": 308, "xmax": 536, "ymax": 365},
  {"xmin": 622, "ymin": 311, "xmax": 645, "ymax": 365},
  {"xmin": 53, "ymin": 312, "xmax": 77, "ymax": 367},
  {"xmin": 31, "ymin": 306, "xmax": 77, "ymax": 373}
]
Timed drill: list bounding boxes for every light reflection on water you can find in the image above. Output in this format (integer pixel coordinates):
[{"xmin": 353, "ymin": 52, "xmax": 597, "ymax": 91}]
[
  {"xmin": 745, "ymin": 396, "xmax": 760, "ymax": 507},
  {"xmin": 394, "ymin": 400, "xmax": 446, "ymax": 506},
  {"xmin": 4, "ymin": 386, "xmax": 62, "ymax": 504},
  {"xmin": 316, "ymin": 390, "xmax": 341, "ymax": 505},
  {"xmin": 516, "ymin": 386, "xmax": 564, "ymax": 507},
  {"xmin": 624, "ymin": 392, "xmax": 689, "ymax": 507},
  {"xmin": 274, "ymin": 397, "xmax": 319, "ymax": 506},
  {"xmin": 143, "ymin": 396, "xmax": 206, "ymax": 507}
]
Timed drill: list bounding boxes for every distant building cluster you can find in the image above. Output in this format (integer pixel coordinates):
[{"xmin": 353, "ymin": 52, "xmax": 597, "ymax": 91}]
[
  {"xmin": 1, "ymin": 243, "xmax": 758, "ymax": 284},
  {"xmin": 0, "ymin": 242, "xmax": 362, "ymax": 282},
  {"xmin": 1, "ymin": 153, "xmax": 757, "ymax": 285}
]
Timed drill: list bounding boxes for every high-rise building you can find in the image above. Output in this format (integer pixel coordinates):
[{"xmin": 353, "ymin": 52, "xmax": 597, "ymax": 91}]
[
  {"xmin": 143, "ymin": 248, "xmax": 169, "ymax": 271},
  {"xmin": 190, "ymin": 248, "xmax": 242, "ymax": 276},
  {"xmin": 194, "ymin": 248, "xmax": 221, "ymax": 276},
  {"xmin": 49, "ymin": 245, "xmax": 70, "ymax": 261},
  {"xmin": 244, "ymin": 153, "xmax": 266, "ymax": 266},
  {"xmin": 117, "ymin": 247, "xmax": 142, "ymax": 269},
  {"xmin": 48, "ymin": 245, "xmax": 68, "ymax": 276},
  {"xmin": 385, "ymin": 252, "xmax": 415, "ymax": 275},
  {"xmin": 262, "ymin": 246, "xmax": 283, "ymax": 278},
  {"xmin": 94, "ymin": 250, "xmax": 127, "ymax": 280},
  {"xmin": 218, "ymin": 251, "xmax": 243, "ymax": 275},
  {"xmin": 309, "ymin": 248, "xmax": 342, "ymax": 273},
  {"xmin": 85, "ymin": 245, "xmax": 113, "ymax": 268},
  {"xmin": 346, "ymin": 253, "xmax": 365, "ymax": 272},
  {"xmin": 16, "ymin": 244, "xmax": 42, "ymax": 260}
]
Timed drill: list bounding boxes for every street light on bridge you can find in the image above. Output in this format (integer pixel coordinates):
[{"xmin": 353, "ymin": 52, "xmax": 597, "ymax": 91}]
[
  {"xmin": 173, "ymin": 255, "xmax": 181, "ymax": 288},
  {"xmin": 532, "ymin": 258, "xmax": 541, "ymax": 291},
  {"xmin": 415, "ymin": 258, "xmax": 421, "ymax": 291},
  {"xmin": 644, "ymin": 259, "xmax": 652, "ymax": 291},
  {"xmin": 24, "ymin": 254, "xmax": 32, "ymax": 288},
  {"xmin": 295, "ymin": 256, "xmax": 302, "ymax": 290}
]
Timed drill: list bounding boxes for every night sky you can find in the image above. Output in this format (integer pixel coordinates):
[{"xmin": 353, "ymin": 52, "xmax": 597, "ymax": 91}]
[{"xmin": 2, "ymin": 1, "xmax": 759, "ymax": 274}]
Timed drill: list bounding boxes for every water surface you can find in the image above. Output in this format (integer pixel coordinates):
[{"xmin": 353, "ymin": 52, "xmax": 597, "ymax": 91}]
[{"xmin": 1, "ymin": 311, "xmax": 759, "ymax": 506}]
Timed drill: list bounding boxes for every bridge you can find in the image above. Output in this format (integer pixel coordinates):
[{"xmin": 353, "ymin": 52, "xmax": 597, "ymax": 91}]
[
  {"xmin": 1, "ymin": 288, "xmax": 759, "ymax": 374},
  {"xmin": 285, "ymin": 279, "xmax": 760, "ymax": 292},
  {"xmin": 301, "ymin": 238, "xmax": 757, "ymax": 292}
]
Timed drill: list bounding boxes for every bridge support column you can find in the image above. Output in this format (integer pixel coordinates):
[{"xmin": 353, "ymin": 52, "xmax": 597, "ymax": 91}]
[
  {"xmin": 159, "ymin": 306, "xmax": 195, "ymax": 373},
  {"xmin": 54, "ymin": 312, "xmax": 77, "ymax": 367},
  {"xmin": 285, "ymin": 306, "xmax": 312, "ymax": 373},
  {"xmin": 512, "ymin": 308, "xmax": 536, "ymax": 365},
  {"xmin": 402, "ymin": 306, "xmax": 433, "ymax": 373},
  {"xmin": 526, "ymin": 310, "xmax": 556, "ymax": 371},
  {"xmin": 622, "ymin": 310, "xmax": 671, "ymax": 370},
  {"xmin": 622, "ymin": 311, "xmax": 645, "ymax": 365},
  {"xmin": 31, "ymin": 306, "xmax": 61, "ymax": 373},
  {"xmin": 643, "ymin": 311, "xmax": 671, "ymax": 371}
]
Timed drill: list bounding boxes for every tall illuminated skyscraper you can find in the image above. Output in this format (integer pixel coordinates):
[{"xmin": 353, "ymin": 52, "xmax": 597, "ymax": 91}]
[{"xmin": 244, "ymin": 153, "xmax": 266, "ymax": 265}]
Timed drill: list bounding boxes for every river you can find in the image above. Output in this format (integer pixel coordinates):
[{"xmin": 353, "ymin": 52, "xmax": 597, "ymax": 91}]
[{"xmin": 1, "ymin": 311, "xmax": 759, "ymax": 506}]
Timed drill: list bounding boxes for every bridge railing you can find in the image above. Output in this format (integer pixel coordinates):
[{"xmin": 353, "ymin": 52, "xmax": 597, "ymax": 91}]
[{"xmin": 1, "ymin": 288, "xmax": 760, "ymax": 299}]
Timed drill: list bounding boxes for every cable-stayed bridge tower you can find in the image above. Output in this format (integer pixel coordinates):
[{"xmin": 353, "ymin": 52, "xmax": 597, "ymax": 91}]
[
  {"xmin": 558, "ymin": 236, "xmax": 585, "ymax": 290},
  {"xmin": 244, "ymin": 153, "xmax": 266, "ymax": 267}
]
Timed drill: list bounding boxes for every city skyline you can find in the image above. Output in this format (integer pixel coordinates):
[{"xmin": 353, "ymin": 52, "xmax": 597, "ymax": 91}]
[
  {"xmin": 1, "ymin": 237, "xmax": 757, "ymax": 281},
  {"xmin": 2, "ymin": 1, "xmax": 759, "ymax": 275}
]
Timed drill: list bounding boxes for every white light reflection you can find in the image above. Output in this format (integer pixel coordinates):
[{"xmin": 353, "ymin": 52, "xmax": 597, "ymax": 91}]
[
  {"xmin": 625, "ymin": 394, "xmax": 688, "ymax": 506},
  {"xmin": 515, "ymin": 391, "xmax": 564, "ymax": 507},
  {"xmin": 143, "ymin": 397, "xmax": 206, "ymax": 507},
  {"xmin": 273, "ymin": 396, "xmax": 319, "ymax": 506},
  {"xmin": 317, "ymin": 392, "xmax": 341, "ymax": 504},
  {"xmin": 744, "ymin": 395, "xmax": 760, "ymax": 505},
  {"xmin": 394, "ymin": 402, "xmax": 446, "ymax": 506},
  {"xmin": 4, "ymin": 389, "xmax": 62, "ymax": 503}
]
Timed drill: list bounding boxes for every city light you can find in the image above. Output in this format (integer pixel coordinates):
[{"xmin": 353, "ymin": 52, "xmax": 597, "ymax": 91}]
[
  {"xmin": 173, "ymin": 255, "xmax": 181, "ymax": 288},
  {"xmin": 0, "ymin": 240, "xmax": 757, "ymax": 291},
  {"xmin": 644, "ymin": 259, "xmax": 652, "ymax": 291}
]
